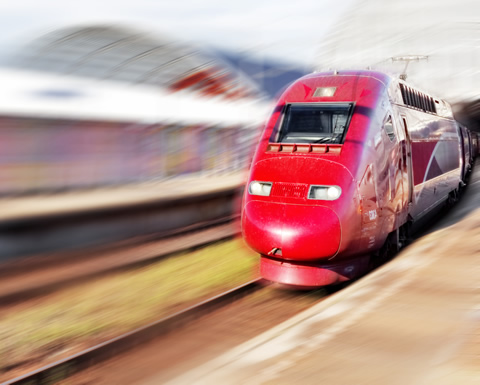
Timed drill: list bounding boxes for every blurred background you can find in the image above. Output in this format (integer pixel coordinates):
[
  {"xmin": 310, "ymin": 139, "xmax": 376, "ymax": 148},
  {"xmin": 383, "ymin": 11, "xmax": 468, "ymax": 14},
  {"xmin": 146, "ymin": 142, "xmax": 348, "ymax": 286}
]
[
  {"xmin": 0, "ymin": 0, "xmax": 333, "ymax": 193},
  {"xmin": 0, "ymin": 0, "xmax": 478, "ymax": 194}
]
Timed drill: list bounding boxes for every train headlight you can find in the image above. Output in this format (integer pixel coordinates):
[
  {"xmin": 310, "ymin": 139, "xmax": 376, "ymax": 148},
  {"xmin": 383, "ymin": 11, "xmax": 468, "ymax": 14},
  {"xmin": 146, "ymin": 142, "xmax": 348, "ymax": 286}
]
[
  {"xmin": 249, "ymin": 181, "xmax": 272, "ymax": 196},
  {"xmin": 308, "ymin": 185, "xmax": 342, "ymax": 200}
]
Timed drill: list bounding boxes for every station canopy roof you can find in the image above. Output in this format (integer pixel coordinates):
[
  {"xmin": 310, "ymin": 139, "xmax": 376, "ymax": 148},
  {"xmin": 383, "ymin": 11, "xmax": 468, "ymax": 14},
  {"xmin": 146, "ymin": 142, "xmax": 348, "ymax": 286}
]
[{"xmin": 8, "ymin": 25, "xmax": 261, "ymax": 100}]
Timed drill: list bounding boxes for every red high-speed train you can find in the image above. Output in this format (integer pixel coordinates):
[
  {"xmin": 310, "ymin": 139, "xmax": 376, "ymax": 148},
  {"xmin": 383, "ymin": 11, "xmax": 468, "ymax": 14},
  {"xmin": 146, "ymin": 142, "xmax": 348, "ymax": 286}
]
[{"xmin": 241, "ymin": 70, "xmax": 476, "ymax": 287}]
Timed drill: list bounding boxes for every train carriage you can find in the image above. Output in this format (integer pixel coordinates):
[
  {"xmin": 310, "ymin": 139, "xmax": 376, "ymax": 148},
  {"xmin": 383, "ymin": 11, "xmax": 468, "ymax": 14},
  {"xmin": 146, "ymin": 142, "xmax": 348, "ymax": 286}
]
[{"xmin": 242, "ymin": 70, "xmax": 471, "ymax": 287}]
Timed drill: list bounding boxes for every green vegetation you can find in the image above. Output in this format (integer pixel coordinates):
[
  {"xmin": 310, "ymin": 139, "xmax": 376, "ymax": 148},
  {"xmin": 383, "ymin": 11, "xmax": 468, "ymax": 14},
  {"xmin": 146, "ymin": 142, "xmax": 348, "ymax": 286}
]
[{"xmin": 0, "ymin": 239, "xmax": 258, "ymax": 375}]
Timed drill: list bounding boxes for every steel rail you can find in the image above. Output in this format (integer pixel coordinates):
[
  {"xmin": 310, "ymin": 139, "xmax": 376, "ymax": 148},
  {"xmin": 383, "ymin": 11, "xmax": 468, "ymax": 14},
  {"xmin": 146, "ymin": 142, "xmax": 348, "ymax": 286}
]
[{"xmin": 3, "ymin": 278, "xmax": 268, "ymax": 385}]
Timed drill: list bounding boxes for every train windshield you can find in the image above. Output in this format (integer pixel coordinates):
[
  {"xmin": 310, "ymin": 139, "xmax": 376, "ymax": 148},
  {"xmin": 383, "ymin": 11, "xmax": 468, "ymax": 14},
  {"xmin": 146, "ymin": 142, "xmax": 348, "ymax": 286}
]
[{"xmin": 272, "ymin": 103, "xmax": 354, "ymax": 144}]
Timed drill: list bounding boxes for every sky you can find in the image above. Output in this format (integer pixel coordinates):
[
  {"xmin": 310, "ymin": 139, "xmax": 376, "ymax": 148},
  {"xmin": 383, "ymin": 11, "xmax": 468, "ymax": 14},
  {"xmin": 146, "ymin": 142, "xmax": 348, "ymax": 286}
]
[{"xmin": 0, "ymin": 0, "xmax": 355, "ymax": 69}]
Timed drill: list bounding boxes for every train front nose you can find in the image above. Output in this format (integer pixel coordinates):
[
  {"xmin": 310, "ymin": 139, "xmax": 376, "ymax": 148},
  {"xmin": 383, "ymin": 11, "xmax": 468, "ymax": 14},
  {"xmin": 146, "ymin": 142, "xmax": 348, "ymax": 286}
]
[{"xmin": 242, "ymin": 200, "xmax": 341, "ymax": 261}]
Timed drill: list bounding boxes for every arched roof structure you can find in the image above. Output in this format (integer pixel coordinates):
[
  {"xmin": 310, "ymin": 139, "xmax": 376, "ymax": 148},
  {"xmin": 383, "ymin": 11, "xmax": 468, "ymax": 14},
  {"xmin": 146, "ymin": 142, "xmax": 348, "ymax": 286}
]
[{"xmin": 9, "ymin": 25, "xmax": 261, "ymax": 100}]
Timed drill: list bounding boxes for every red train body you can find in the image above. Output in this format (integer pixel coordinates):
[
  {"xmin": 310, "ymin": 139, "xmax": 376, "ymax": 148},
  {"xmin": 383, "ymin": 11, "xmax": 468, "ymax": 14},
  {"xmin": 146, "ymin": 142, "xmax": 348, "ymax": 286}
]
[{"xmin": 241, "ymin": 70, "xmax": 476, "ymax": 287}]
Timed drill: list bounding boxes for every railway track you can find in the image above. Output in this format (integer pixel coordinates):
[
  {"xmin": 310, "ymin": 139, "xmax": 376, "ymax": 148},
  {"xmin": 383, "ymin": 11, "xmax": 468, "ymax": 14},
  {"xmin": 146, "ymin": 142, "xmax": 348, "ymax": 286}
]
[
  {"xmin": 56, "ymin": 282, "xmax": 334, "ymax": 385},
  {"xmin": 3, "ymin": 279, "xmax": 267, "ymax": 385},
  {"xmin": 0, "ymin": 217, "xmax": 239, "ymax": 306}
]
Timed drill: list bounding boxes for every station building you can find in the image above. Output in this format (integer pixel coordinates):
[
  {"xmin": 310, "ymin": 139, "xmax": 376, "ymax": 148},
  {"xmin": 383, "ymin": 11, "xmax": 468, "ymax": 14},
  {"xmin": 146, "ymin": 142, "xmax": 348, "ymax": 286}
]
[{"xmin": 0, "ymin": 25, "xmax": 269, "ymax": 193}]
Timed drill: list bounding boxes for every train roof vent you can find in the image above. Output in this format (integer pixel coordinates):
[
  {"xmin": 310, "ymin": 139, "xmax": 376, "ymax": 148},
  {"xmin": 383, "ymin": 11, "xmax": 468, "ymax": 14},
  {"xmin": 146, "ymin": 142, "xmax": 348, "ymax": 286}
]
[{"xmin": 399, "ymin": 83, "xmax": 436, "ymax": 114}]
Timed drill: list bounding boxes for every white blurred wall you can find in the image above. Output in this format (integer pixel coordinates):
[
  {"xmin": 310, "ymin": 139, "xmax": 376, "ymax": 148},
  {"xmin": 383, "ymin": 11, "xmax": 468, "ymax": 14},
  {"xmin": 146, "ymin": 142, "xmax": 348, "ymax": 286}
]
[{"xmin": 315, "ymin": 0, "xmax": 480, "ymax": 103}]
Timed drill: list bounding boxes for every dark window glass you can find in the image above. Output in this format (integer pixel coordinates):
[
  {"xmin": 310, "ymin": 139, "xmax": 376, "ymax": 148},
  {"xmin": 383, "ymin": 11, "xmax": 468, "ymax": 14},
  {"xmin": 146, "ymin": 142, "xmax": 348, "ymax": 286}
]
[
  {"xmin": 407, "ymin": 88, "xmax": 413, "ymax": 106},
  {"xmin": 400, "ymin": 84, "xmax": 406, "ymax": 104},
  {"xmin": 384, "ymin": 115, "xmax": 396, "ymax": 142},
  {"xmin": 272, "ymin": 103, "xmax": 354, "ymax": 144},
  {"xmin": 401, "ymin": 85, "xmax": 437, "ymax": 114}
]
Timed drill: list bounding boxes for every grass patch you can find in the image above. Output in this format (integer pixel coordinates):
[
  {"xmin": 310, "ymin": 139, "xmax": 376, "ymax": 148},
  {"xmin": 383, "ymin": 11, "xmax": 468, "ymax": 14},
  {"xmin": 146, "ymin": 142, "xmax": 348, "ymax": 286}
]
[{"xmin": 0, "ymin": 238, "xmax": 258, "ymax": 376}]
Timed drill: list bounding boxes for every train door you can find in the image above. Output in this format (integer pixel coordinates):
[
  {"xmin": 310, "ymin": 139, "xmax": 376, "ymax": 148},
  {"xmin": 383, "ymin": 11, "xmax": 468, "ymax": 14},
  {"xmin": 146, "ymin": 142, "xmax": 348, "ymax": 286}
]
[
  {"xmin": 458, "ymin": 125, "xmax": 467, "ymax": 181},
  {"xmin": 400, "ymin": 117, "xmax": 413, "ymax": 205},
  {"xmin": 467, "ymin": 131, "xmax": 473, "ymax": 165}
]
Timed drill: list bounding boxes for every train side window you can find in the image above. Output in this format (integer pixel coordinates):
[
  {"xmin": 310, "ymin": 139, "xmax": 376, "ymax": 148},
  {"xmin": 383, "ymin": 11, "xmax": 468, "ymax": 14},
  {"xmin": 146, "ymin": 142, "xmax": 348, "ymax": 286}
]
[{"xmin": 384, "ymin": 115, "xmax": 396, "ymax": 142}]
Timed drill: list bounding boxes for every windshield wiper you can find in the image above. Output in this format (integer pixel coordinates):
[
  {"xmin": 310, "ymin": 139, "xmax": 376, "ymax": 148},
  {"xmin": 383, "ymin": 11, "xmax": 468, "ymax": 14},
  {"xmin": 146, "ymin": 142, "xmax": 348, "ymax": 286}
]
[{"xmin": 312, "ymin": 137, "xmax": 332, "ymax": 144}]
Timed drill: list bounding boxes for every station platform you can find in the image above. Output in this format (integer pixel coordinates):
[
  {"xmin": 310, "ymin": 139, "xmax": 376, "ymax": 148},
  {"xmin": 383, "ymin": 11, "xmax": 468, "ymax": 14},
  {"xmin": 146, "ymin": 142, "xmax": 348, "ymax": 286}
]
[
  {"xmin": 0, "ymin": 172, "xmax": 246, "ymax": 259},
  {"xmin": 167, "ymin": 184, "xmax": 480, "ymax": 384},
  {"xmin": 0, "ymin": 172, "xmax": 245, "ymax": 223}
]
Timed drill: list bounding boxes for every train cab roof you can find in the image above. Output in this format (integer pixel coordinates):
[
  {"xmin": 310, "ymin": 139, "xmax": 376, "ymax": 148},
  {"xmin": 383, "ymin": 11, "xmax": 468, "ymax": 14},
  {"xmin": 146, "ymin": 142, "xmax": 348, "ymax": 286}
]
[
  {"xmin": 278, "ymin": 70, "xmax": 391, "ymax": 107},
  {"xmin": 278, "ymin": 70, "xmax": 453, "ymax": 119}
]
